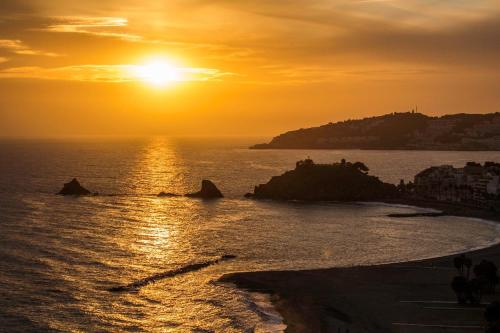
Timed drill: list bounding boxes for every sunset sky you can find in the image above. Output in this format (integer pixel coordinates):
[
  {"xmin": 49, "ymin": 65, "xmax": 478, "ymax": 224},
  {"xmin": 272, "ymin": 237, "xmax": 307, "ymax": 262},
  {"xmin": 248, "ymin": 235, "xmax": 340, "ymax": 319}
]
[{"xmin": 0, "ymin": 0, "xmax": 499, "ymax": 137}]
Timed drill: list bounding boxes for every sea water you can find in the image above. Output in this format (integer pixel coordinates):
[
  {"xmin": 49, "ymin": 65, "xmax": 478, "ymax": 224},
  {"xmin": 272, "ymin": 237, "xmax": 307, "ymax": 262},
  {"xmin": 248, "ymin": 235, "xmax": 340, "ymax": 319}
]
[{"xmin": 1, "ymin": 137, "xmax": 500, "ymax": 332}]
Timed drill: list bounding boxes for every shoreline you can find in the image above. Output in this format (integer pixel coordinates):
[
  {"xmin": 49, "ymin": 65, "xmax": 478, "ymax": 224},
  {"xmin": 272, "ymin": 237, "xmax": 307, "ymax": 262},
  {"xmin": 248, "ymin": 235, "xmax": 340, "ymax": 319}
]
[
  {"xmin": 220, "ymin": 201, "xmax": 500, "ymax": 332},
  {"xmin": 382, "ymin": 197, "xmax": 500, "ymax": 222},
  {"xmin": 250, "ymin": 146, "xmax": 500, "ymax": 152}
]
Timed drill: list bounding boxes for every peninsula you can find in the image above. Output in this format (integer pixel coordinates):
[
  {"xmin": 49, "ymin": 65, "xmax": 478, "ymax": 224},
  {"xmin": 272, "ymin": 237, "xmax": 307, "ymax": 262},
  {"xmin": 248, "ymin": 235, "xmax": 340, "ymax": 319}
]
[{"xmin": 251, "ymin": 112, "xmax": 500, "ymax": 150}]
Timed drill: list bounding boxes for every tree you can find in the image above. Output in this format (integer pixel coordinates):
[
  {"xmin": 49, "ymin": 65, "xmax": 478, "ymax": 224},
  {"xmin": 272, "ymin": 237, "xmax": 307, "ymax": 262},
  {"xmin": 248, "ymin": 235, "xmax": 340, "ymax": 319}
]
[
  {"xmin": 451, "ymin": 275, "xmax": 482, "ymax": 305},
  {"xmin": 397, "ymin": 179, "xmax": 406, "ymax": 193},
  {"xmin": 464, "ymin": 257, "xmax": 473, "ymax": 279},
  {"xmin": 468, "ymin": 278, "xmax": 482, "ymax": 304},
  {"xmin": 352, "ymin": 161, "xmax": 369, "ymax": 173},
  {"xmin": 454, "ymin": 254, "xmax": 468, "ymax": 276}
]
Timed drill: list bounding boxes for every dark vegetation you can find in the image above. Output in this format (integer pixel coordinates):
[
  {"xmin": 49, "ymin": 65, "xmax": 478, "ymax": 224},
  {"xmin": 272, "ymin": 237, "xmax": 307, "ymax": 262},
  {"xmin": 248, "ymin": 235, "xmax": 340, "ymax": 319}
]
[
  {"xmin": 450, "ymin": 254, "xmax": 500, "ymax": 332},
  {"xmin": 246, "ymin": 158, "xmax": 397, "ymax": 201},
  {"xmin": 451, "ymin": 254, "xmax": 498, "ymax": 305}
]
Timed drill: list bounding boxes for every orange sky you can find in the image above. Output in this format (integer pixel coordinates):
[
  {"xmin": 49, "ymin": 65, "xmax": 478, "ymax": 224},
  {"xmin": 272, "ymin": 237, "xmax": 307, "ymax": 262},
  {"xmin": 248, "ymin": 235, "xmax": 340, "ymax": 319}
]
[{"xmin": 0, "ymin": 0, "xmax": 499, "ymax": 137}]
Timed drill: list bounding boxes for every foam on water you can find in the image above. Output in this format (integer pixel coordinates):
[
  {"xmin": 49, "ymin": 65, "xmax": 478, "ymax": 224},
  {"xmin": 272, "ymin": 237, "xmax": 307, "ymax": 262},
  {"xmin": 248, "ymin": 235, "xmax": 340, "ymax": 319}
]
[{"xmin": 249, "ymin": 292, "xmax": 287, "ymax": 333}]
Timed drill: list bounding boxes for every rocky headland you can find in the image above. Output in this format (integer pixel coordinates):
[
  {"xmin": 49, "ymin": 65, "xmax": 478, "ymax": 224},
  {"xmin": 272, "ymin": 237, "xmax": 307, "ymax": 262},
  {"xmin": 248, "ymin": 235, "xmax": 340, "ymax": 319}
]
[
  {"xmin": 245, "ymin": 159, "xmax": 397, "ymax": 201},
  {"xmin": 251, "ymin": 112, "xmax": 500, "ymax": 150}
]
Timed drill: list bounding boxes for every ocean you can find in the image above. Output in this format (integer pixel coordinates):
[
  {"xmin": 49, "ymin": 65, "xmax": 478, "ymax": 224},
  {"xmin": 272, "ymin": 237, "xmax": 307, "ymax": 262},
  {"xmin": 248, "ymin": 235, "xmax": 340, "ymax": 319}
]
[{"xmin": 1, "ymin": 137, "xmax": 500, "ymax": 332}]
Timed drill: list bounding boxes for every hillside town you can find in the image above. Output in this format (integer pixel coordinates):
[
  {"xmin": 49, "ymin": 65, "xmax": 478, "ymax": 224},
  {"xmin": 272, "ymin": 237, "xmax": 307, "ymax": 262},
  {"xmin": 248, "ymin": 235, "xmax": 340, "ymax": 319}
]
[
  {"xmin": 252, "ymin": 112, "xmax": 500, "ymax": 150},
  {"xmin": 409, "ymin": 162, "xmax": 500, "ymax": 209}
]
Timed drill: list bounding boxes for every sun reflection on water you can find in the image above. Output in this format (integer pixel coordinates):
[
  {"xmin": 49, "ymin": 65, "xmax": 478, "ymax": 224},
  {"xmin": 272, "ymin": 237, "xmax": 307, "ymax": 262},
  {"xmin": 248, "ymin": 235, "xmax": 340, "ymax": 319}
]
[
  {"xmin": 129, "ymin": 137, "xmax": 186, "ymax": 194},
  {"xmin": 119, "ymin": 138, "xmax": 185, "ymax": 264}
]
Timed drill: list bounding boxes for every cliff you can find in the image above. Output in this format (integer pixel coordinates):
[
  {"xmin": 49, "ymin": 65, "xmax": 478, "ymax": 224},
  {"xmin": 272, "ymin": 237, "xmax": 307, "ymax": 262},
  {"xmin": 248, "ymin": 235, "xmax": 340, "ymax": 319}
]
[{"xmin": 251, "ymin": 112, "xmax": 500, "ymax": 150}]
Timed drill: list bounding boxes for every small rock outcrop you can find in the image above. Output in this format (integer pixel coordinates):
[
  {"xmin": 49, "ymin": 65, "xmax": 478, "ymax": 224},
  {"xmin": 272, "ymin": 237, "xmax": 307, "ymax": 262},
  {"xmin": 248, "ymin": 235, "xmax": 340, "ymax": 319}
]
[
  {"xmin": 157, "ymin": 192, "xmax": 180, "ymax": 197},
  {"xmin": 57, "ymin": 178, "xmax": 92, "ymax": 196},
  {"xmin": 185, "ymin": 180, "xmax": 223, "ymax": 199}
]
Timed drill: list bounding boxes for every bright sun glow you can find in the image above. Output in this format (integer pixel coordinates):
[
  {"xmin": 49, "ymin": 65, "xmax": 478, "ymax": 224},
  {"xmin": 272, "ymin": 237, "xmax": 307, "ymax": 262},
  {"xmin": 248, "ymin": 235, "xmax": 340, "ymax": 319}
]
[{"xmin": 133, "ymin": 60, "xmax": 183, "ymax": 87}]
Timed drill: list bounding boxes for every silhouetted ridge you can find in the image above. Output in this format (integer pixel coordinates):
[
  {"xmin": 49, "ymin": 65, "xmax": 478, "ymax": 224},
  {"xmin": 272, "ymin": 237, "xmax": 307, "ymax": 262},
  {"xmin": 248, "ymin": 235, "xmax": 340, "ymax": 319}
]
[
  {"xmin": 251, "ymin": 112, "xmax": 500, "ymax": 150},
  {"xmin": 246, "ymin": 159, "xmax": 397, "ymax": 201}
]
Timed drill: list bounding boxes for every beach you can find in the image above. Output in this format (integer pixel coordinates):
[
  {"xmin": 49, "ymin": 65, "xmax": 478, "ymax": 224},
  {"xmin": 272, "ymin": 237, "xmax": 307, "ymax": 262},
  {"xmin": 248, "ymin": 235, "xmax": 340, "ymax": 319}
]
[{"xmin": 221, "ymin": 204, "xmax": 500, "ymax": 333}]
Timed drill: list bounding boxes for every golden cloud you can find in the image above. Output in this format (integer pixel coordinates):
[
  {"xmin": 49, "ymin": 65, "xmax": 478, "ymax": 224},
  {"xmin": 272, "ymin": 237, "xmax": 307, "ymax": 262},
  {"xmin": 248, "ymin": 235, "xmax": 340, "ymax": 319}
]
[
  {"xmin": 0, "ymin": 64, "xmax": 234, "ymax": 83},
  {"xmin": 0, "ymin": 39, "xmax": 60, "ymax": 57},
  {"xmin": 46, "ymin": 16, "xmax": 143, "ymax": 41}
]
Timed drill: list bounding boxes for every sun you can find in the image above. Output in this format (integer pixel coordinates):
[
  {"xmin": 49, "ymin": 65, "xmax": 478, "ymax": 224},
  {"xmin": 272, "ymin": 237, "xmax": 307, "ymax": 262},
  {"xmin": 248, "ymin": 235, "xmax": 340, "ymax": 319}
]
[{"xmin": 133, "ymin": 59, "xmax": 183, "ymax": 87}]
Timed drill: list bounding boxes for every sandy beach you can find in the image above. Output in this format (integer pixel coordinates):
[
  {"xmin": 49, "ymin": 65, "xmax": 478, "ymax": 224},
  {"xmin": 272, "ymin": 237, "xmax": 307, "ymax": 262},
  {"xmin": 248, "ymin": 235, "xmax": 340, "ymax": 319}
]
[{"xmin": 221, "ymin": 202, "xmax": 500, "ymax": 333}]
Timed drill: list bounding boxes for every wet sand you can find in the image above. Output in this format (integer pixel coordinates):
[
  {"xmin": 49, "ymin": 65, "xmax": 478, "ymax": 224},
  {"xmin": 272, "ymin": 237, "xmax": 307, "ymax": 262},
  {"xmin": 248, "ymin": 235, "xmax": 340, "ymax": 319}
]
[{"xmin": 220, "ymin": 202, "xmax": 500, "ymax": 333}]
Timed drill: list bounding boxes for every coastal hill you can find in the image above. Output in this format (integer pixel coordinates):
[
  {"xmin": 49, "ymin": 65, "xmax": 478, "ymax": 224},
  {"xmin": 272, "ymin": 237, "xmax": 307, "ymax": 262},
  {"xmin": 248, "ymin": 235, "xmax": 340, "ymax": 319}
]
[
  {"xmin": 246, "ymin": 159, "xmax": 397, "ymax": 201},
  {"xmin": 251, "ymin": 112, "xmax": 500, "ymax": 150}
]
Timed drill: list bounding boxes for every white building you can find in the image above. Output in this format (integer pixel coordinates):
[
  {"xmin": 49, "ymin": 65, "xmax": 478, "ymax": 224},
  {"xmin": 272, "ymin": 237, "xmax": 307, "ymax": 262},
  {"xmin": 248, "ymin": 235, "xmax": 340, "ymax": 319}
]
[{"xmin": 414, "ymin": 162, "xmax": 500, "ymax": 206}]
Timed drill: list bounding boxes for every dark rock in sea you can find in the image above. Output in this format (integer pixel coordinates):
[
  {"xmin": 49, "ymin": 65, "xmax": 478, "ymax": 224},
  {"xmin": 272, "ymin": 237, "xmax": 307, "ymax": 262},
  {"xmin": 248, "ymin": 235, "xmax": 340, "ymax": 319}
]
[
  {"xmin": 247, "ymin": 158, "xmax": 398, "ymax": 201},
  {"xmin": 108, "ymin": 254, "xmax": 236, "ymax": 292},
  {"xmin": 185, "ymin": 180, "xmax": 223, "ymax": 199},
  {"xmin": 388, "ymin": 212, "xmax": 445, "ymax": 218},
  {"xmin": 221, "ymin": 254, "xmax": 237, "ymax": 260},
  {"xmin": 157, "ymin": 192, "xmax": 180, "ymax": 197},
  {"xmin": 57, "ymin": 178, "xmax": 92, "ymax": 196}
]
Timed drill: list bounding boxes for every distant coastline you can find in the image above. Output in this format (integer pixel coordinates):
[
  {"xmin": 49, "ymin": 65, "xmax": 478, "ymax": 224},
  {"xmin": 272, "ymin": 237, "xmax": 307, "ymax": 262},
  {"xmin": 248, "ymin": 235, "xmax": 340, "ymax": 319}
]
[
  {"xmin": 251, "ymin": 112, "xmax": 500, "ymax": 151},
  {"xmin": 252, "ymin": 146, "xmax": 500, "ymax": 151}
]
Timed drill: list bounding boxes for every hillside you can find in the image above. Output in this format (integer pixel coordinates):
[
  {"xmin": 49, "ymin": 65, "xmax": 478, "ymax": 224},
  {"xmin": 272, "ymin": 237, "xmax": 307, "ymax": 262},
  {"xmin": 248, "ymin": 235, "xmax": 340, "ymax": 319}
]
[{"xmin": 251, "ymin": 112, "xmax": 500, "ymax": 150}]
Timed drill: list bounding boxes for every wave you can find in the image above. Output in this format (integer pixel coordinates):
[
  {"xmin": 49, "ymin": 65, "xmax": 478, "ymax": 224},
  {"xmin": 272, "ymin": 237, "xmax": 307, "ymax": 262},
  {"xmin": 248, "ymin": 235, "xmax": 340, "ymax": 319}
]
[{"xmin": 247, "ymin": 292, "xmax": 287, "ymax": 333}]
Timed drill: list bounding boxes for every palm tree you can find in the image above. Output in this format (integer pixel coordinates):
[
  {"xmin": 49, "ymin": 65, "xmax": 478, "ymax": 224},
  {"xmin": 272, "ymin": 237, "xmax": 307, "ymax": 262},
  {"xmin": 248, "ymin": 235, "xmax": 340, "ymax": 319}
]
[
  {"xmin": 465, "ymin": 257, "xmax": 473, "ymax": 279},
  {"xmin": 454, "ymin": 254, "xmax": 466, "ymax": 276}
]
